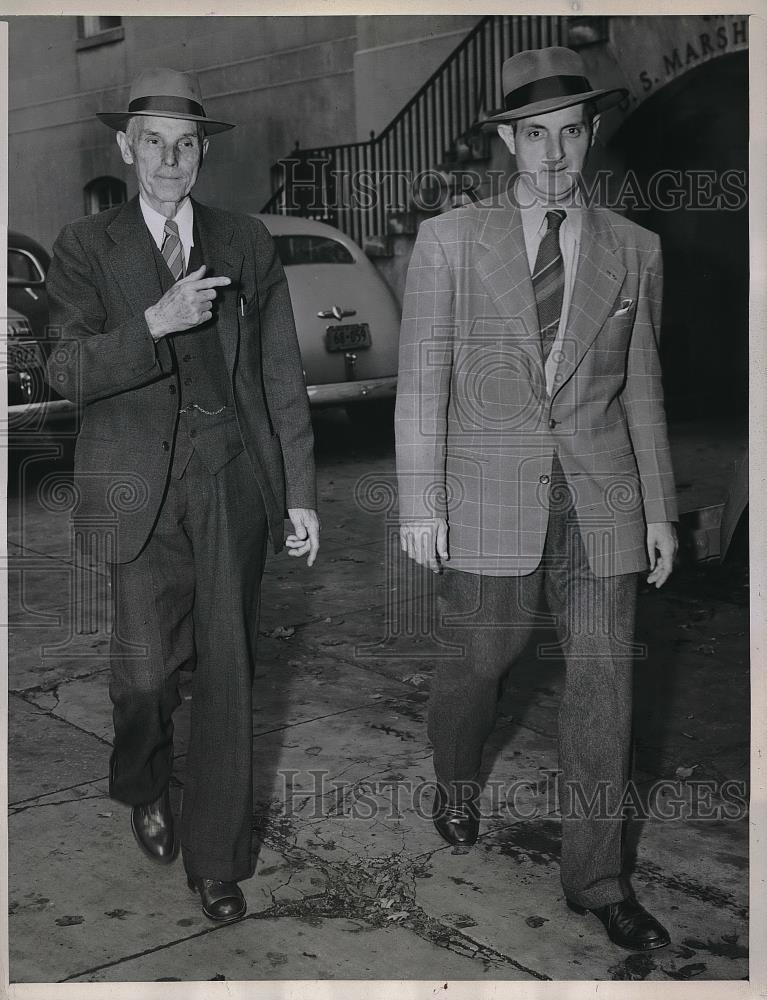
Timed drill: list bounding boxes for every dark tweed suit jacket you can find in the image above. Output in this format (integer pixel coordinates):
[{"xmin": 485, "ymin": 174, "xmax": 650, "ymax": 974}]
[
  {"xmin": 395, "ymin": 192, "xmax": 678, "ymax": 577},
  {"xmin": 46, "ymin": 196, "xmax": 315, "ymax": 563}
]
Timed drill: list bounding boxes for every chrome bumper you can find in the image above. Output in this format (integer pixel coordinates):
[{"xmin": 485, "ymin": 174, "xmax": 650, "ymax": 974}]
[{"xmin": 306, "ymin": 376, "xmax": 397, "ymax": 407}]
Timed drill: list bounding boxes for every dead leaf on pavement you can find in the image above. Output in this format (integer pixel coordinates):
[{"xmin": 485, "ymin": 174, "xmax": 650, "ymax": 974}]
[
  {"xmin": 675, "ymin": 764, "xmax": 700, "ymax": 779},
  {"xmin": 269, "ymin": 625, "xmax": 295, "ymax": 639},
  {"xmin": 403, "ymin": 673, "xmax": 429, "ymax": 687}
]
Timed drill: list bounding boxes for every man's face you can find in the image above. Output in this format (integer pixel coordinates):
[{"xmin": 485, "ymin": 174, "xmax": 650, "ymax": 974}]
[
  {"xmin": 116, "ymin": 115, "xmax": 208, "ymax": 214},
  {"xmin": 498, "ymin": 103, "xmax": 597, "ymax": 203}
]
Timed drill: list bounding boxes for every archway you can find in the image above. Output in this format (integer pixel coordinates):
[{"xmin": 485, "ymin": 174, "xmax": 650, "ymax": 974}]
[{"xmin": 606, "ymin": 50, "xmax": 748, "ymax": 420}]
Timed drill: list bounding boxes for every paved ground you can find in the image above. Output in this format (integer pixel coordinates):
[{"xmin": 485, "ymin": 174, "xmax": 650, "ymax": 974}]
[{"xmin": 6, "ymin": 412, "xmax": 749, "ymax": 984}]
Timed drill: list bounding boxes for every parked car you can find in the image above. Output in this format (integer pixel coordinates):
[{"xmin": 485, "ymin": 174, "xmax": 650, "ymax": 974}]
[
  {"xmin": 8, "ymin": 229, "xmax": 50, "ymax": 340},
  {"xmin": 7, "ymin": 304, "xmax": 43, "ymax": 407},
  {"xmin": 9, "ymin": 217, "xmax": 401, "ymax": 430},
  {"xmin": 677, "ymin": 448, "xmax": 748, "ymax": 564},
  {"xmin": 7, "ymin": 230, "xmax": 76, "ymax": 435},
  {"xmin": 719, "ymin": 452, "xmax": 748, "ymax": 560},
  {"xmin": 255, "ymin": 213, "xmax": 401, "ymax": 424}
]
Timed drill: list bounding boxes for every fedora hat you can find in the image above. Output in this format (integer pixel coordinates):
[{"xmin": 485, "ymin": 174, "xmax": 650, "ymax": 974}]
[
  {"xmin": 484, "ymin": 46, "xmax": 627, "ymax": 125},
  {"xmin": 97, "ymin": 67, "xmax": 235, "ymax": 134}
]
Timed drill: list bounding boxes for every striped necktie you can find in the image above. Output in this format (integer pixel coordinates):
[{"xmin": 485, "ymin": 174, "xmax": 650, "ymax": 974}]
[
  {"xmin": 532, "ymin": 209, "xmax": 567, "ymax": 361},
  {"xmin": 161, "ymin": 219, "xmax": 184, "ymax": 282}
]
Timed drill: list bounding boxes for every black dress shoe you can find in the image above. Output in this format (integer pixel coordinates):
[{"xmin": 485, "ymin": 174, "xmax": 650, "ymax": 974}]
[
  {"xmin": 130, "ymin": 788, "xmax": 178, "ymax": 864},
  {"xmin": 432, "ymin": 784, "xmax": 480, "ymax": 846},
  {"xmin": 187, "ymin": 875, "xmax": 246, "ymax": 924},
  {"xmin": 567, "ymin": 896, "xmax": 671, "ymax": 951}
]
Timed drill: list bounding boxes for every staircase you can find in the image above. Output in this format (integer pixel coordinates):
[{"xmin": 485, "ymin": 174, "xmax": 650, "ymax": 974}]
[{"xmin": 261, "ymin": 15, "xmax": 570, "ymax": 253}]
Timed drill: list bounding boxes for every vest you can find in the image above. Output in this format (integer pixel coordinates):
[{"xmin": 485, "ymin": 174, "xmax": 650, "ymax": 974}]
[{"xmin": 148, "ymin": 226, "xmax": 245, "ymax": 479}]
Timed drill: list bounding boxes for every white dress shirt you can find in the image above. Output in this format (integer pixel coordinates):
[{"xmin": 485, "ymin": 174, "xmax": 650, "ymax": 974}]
[
  {"xmin": 517, "ymin": 184, "xmax": 582, "ymax": 395},
  {"xmin": 139, "ymin": 195, "xmax": 195, "ymax": 274}
]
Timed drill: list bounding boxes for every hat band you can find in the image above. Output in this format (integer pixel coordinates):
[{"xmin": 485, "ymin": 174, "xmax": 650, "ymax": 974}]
[
  {"xmin": 503, "ymin": 74, "xmax": 592, "ymax": 112},
  {"xmin": 128, "ymin": 95, "xmax": 206, "ymax": 118}
]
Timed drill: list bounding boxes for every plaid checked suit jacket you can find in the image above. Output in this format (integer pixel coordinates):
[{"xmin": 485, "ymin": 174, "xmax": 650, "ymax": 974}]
[{"xmin": 395, "ymin": 193, "xmax": 678, "ymax": 577}]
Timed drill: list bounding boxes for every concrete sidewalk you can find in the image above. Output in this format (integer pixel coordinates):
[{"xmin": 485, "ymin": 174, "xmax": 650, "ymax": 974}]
[{"xmin": 6, "ymin": 415, "xmax": 749, "ymax": 984}]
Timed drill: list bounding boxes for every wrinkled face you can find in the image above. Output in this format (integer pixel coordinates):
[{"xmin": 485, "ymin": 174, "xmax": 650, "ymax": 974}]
[
  {"xmin": 117, "ymin": 115, "xmax": 208, "ymax": 214},
  {"xmin": 499, "ymin": 103, "xmax": 597, "ymax": 203}
]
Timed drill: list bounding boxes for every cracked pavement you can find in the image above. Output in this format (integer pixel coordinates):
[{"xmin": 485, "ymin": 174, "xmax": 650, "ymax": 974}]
[{"xmin": 7, "ymin": 413, "xmax": 749, "ymax": 983}]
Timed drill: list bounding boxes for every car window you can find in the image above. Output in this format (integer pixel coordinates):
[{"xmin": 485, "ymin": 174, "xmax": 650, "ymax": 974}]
[
  {"xmin": 273, "ymin": 235, "xmax": 354, "ymax": 266},
  {"xmin": 8, "ymin": 248, "xmax": 45, "ymax": 283}
]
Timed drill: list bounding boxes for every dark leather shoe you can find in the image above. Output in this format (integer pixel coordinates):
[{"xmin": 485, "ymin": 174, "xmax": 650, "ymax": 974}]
[
  {"xmin": 432, "ymin": 784, "xmax": 480, "ymax": 846},
  {"xmin": 187, "ymin": 875, "xmax": 246, "ymax": 924},
  {"xmin": 130, "ymin": 789, "xmax": 178, "ymax": 864},
  {"xmin": 567, "ymin": 896, "xmax": 671, "ymax": 951}
]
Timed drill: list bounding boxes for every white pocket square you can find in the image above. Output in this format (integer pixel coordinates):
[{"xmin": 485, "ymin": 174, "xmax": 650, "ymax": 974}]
[{"xmin": 611, "ymin": 298, "xmax": 634, "ymax": 317}]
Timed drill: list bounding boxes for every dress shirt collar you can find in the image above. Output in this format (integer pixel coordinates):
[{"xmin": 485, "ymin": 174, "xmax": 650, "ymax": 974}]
[
  {"xmin": 139, "ymin": 195, "xmax": 194, "ymax": 254},
  {"xmin": 514, "ymin": 181, "xmax": 582, "ymax": 267},
  {"xmin": 514, "ymin": 176, "xmax": 582, "ymax": 235}
]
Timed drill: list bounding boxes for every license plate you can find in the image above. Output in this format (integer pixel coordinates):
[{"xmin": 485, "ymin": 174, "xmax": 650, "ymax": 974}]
[
  {"xmin": 7, "ymin": 340, "xmax": 45, "ymax": 371},
  {"xmin": 325, "ymin": 323, "xmax": 371, "ymax": 352}
]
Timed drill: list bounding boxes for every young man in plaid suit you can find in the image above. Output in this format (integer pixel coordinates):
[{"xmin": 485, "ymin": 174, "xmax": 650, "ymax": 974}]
[{"xmin": 395, "ymin": 46, "xmax": 677, "ymax": 952}]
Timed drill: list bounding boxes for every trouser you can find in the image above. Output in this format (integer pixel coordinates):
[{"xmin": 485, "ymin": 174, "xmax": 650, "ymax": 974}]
[
  {"xmin": 108, "ymin": 448, "xmax": 267, "ymax": 882},
  {"xmin": 429, "ymin": 458, "xmax": 639, "ymax": 909}
]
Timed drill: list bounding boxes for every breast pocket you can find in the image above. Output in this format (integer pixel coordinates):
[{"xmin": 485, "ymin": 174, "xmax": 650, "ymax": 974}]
[
  {"xmin": 240, "ymin": 292, "xmax": 260, "ymax": 323},
  {"xmin": 604, "ymin": 309, "xmax": 634, "ymax": 332}
]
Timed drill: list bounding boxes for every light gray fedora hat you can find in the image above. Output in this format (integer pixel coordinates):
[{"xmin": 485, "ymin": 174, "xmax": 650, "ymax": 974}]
[
  {"xmin": 484, "ymin": 46, "xmax": 627, "ymax": 124},
  {"xmin": 97, "ymin": 67, "xmax": 235, "ymax": 134}
]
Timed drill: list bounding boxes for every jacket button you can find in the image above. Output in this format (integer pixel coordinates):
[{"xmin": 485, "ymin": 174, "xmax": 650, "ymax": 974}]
[
  {"xmin": 549, "ymin": 418, "xmax": 557, "ymax": 429},
  {"xmin": 161, "ymin": 440, "xmax": 170, "ymax": 451},
  {"xmin": 190, "ymin": 429, "xmax": 197, "ymax": 439},
  {"xmin": 169, "ymin": 385, "xmax": 177, "ymax": 395},
  {"xmin": 539, "ymin": 474, "xmax": 550, "ymax": 485}
]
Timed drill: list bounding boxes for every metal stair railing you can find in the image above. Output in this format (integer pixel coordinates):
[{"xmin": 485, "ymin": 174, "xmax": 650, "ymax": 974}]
[{"xmin": 262, "ymin": 14, "xmax": 567, "ymax": 246}]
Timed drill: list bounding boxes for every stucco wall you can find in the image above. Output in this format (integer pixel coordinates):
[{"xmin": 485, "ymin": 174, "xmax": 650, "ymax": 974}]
[
  {"xmin": 8, "ymin": 15, "xmax": 358, "ymax": 249},
  {"xmin": 353, "ymin": 15, "xmax": 480, "ymax": 140}
]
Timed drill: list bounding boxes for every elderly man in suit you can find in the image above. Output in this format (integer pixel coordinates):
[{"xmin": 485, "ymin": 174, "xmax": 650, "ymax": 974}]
[
  {"xmin": 46, "ymin": 68, "xmax": 319, "ymax": 924},
  {"xmin": 395, "ymin": 47, "xmax": 678, "ymax": 951}
]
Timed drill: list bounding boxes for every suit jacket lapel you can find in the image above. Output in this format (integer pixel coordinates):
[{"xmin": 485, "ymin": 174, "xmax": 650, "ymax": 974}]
[
  {"xmin": 190, "ymin": 200, "xmax": 244, "ymax": 373},
  {"xmin": 106, "ymin": 197, "xmax": 246, "ymax": 373},
  {"xmin": 474, "ymin": 196, "xmax": 541, "ymax": 343},
  {"xmin": 106, "ymin": 197, "xmax": 165, "ymax": 312},
  {"xmin": 554, "ymin": 208, "xmax": 627, "ymax": 391}
]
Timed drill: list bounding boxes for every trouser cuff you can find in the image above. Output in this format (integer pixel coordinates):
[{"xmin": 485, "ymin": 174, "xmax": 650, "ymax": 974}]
[{"xmin": 182, "ymin": 846, "xmax": 254, "ymax": 884}]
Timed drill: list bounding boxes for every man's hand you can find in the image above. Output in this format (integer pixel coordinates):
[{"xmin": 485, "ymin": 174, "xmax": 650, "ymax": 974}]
[
  {"xmin": 145, "ymin": 265, "xmax": 231, "ymax": 339},
  {"xmin": 400, "ymin": 518, "xmax": 449, "ymax": 573},
  {"xmin": 646, "ymin": 521, "xmax": 678, "ymax": 588},
  {"xmin": 286, "ymin": 508, "xmax": 320, "ymax": 567}
]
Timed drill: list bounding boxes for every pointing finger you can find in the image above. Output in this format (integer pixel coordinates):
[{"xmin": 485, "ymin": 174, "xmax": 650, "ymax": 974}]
[
  {"xmin": 191, "ymin": 276, "xmax": 232, "ymax": 289},
  {"xmin": 180, "ymin": 264, "xmax": 207, "ymax": 282}
]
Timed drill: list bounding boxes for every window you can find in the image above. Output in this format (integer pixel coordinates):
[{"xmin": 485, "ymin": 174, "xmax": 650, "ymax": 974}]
[
  {"xmin": 273, "ymin": 235, "xmax": 354, "ymax": 266},
  {"xmin": 76, "ymin": 16, "xmax": 124, "ymax": 49},
  {"xmin": 84, "ymin": 176, "xmax": 127, "ymax": 216},
  {"xmin": 79, "ymin": 15, "xmax": 122, "ymax": 37}
]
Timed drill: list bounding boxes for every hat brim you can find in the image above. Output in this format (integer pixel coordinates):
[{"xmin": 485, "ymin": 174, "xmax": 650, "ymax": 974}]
[
  {"xmin": 481, "ymin": 87, "xmax": 628, "ymax": 127},
  {"xmin": 97, "ymin": 110, "xmax": 236, "ymax": 135}
]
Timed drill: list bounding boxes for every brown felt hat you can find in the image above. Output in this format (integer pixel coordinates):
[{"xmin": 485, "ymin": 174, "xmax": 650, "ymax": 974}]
[
  {"xmin": 484, "ymin": 46, "xmax": 627, "ymax": 125},
  {"xmin": 97, "ymin": 67, "xmax": 235, "ymax": 134}
]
